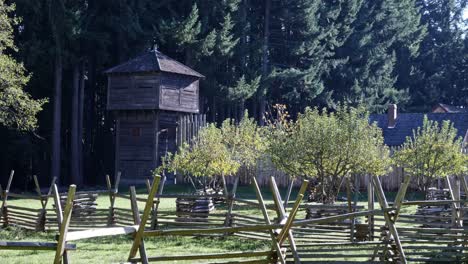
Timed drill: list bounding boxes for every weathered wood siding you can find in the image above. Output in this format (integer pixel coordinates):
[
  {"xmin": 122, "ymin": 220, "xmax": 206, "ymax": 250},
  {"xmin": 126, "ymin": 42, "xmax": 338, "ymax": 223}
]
[
  {"xmin": 107, "ymin": 73, "xmax": 199, "ymax": 113},
  {"xmin": 115, "ymin": 112, "xmax": 157, "ymax": 180},
  {"xmin": 159, "ymin": 73, "xmax": 199, "ymax": 113},
  {"xmin": 107, "ymin": 74, "xmax": 159, "ymax": 110},
  {"xmin": 157, "ymin": 111, "xmax": 178, "ymax": 165}
]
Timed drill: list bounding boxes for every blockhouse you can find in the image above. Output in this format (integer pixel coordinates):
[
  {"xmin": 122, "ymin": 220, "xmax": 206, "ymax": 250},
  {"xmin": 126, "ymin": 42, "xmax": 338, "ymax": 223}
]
[{"xmin": 105, "ymin": 49, "xmax": 205, "ymax": 182}]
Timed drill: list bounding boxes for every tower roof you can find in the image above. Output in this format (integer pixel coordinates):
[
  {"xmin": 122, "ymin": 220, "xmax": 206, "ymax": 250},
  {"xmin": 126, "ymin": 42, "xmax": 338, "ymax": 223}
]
[{"xmin": 104, "ymin": 49, "xmax": 204, "ymax": 78}]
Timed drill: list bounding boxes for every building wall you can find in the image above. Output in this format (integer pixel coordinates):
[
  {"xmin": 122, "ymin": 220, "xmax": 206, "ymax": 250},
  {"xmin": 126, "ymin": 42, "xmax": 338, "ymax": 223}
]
[
  {"xmin": 115, "ymin": 111, "xmax": 158, "ymax": 181},
  {"xmin": 107, "ymin": 74, "xmax": 159, "ymax": 110},
  {"xmin": 107, "ymin": 73, "xmax": 200, "ymax": 114},
  {"xmin": 159, "ymin": 73, "xmax": 199, "ymax": 113}
]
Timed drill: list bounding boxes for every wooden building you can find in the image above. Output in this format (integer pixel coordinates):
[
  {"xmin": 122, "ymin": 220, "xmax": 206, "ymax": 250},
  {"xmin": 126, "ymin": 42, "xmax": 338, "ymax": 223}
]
[{"xmin": 105, "ymin": 49, "xmax": 205, "ymax": 182}]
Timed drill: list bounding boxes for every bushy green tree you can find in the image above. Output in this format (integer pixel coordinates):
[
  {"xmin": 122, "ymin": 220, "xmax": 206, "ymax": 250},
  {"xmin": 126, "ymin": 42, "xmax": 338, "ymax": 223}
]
[
  {"xmin": 220, "ymin": 111, "xmax": 266, "ymax": 170},
  {"xmin": 167, "ymin": 124, "xmax": 238, "ymax": 180},
  {"xmin": 393, "ymin": 116, "xmax": 468, "ymax": 192},
  {"xmin": 267, "ymin": 104, "xmax": 390, "ymax": 203},
  {"xmin": 265, "ymin": 104, "xmax": 308, "ymax": 178},
  {"xmin": 0, "ymin": 1, "xmax": 46, "ymax": 131}
]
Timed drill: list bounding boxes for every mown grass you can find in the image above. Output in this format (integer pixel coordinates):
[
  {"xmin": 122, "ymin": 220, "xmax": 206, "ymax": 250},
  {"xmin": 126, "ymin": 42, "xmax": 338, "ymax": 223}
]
[{"xmin": 0, "ymin": 183, "xmax": 423, "ymax": 263}]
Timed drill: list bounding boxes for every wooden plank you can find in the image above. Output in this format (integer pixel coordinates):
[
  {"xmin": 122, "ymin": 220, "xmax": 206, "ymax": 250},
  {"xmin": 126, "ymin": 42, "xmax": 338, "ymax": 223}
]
[
  {"xmin": 393, "ymin": 174, "xmax": 411, "ymax": 221},
  {"xmin": 367, "ymin": 176, "xmax": 374, "ymax": 241},
  {"xmin": 144, "ymin": 223, "xmax": 282, "ymax": 236},
  {"xmin": 54, "ymin": 185, "xmax": 76, "ymax": 264},
  {"xmin": 284, "ymin": 178, "xmax": 294, "ymax": 208},
  {"xmin": 128, "ymin": 175, "xmax": 161, "ymax": 260},
  {"xmin": 0, "ymin": 241, "xmax": 76, "ymax": 251},
  {"xmin": 252, "ymin": 177, "xmax": 285, "ymax": 264},
  {"xmin": 66, "ymin": 226, "xmax": 138, "ymax": 241},
  {"xmin": 446, "ymin": 176, "xmax": 462, "ymax": 227},
  {"xmin": 151, "ymin": 174, "xmax": 165, "ymax": 229},
  {"xmin": 130, "ymin": 186, "xmax": 149, "ymax": 264},
  {"xmin": 277, "ymin": 180, "xmax": 308, "ymax": 245},
  {"xmin": 0, "ymin": 170, "xmax": 14, "ymax": 224},
  {"xmin": 133, "ymin": 250, "xmax": 272, "ymax": 262},
  {"xmin": 371, "ymin": 175, "xmax": 406, "ymax": 264},
  {"xmin": 224, "ymin": 176, "xmax": 239, "ymax": 227},
  {"xmin": 269, "ymin": 176, "xmax": 301, "ymax": 264}
]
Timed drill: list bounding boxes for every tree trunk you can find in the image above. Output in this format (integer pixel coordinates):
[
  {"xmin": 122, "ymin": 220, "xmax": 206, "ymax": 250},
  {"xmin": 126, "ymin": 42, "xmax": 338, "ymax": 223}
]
[
  {"xmin": 259, "ymin": 0, "xmax": 270, "ymax": 126},
  {"xmin": 84, "ymin": 57, "xmax": 95, "ymax": 181},
  {"xmin": 48, "ymin": 0, "xmax": 64, "ymax": 183},
  {"xmin": 51, "ymin": 52, "xmax": 62, "ymax": 182},
  {"xmin": 78, "ymin": 62, "xmax": 85, "ymax": 184},
  {"xmin": 71, "ymin": 64, "xmax": 81, "ymax": 185}
]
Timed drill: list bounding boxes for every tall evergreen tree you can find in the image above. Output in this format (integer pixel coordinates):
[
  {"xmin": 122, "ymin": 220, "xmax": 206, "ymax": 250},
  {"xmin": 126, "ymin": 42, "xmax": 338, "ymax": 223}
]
[
  {"xmin": 268, "ymin": 0, "xmax": 363, "ymax": 113},
  {"xmin": 326, "ymin": 0, "xmax": 426, "ymax": 113},
  {"xmin": 409, "ymin": 0, "xmax": 468, "ymax": 110}
]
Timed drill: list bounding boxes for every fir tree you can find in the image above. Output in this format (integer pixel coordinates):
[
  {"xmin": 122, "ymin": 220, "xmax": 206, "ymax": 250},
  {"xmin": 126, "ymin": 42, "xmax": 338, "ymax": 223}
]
[{"xmin": 326, "ymin": 0, "xmax": 425, "ymax": 113}]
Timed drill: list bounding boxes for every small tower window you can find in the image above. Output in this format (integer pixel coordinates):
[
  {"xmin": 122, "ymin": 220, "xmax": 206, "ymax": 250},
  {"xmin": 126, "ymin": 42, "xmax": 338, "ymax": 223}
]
[{"xmin": 131, "ymin": 127, "xmax": 141, "ymax": 137}]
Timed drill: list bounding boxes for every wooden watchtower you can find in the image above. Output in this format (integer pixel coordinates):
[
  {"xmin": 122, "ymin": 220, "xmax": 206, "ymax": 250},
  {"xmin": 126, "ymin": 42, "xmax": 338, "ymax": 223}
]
[{"xmin": 105, "ymin": 49, "xmax": 204, "ymax": 182}]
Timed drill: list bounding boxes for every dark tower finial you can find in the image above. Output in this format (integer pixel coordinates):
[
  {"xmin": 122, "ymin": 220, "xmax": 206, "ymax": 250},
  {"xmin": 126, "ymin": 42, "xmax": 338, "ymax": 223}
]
[{"xmin": 152, "ymin": 37, "xmax": 158, "ymax": 51}]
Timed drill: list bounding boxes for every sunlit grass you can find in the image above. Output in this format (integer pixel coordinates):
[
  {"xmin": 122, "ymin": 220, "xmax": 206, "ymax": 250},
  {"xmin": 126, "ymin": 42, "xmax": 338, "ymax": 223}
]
[{"xmin": 0, "ymin": 183, "xmax": 427, "ymax": 263}]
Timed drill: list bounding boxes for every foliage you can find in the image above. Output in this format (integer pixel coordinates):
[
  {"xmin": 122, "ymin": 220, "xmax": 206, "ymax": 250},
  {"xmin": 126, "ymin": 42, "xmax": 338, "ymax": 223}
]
[
  {"xmin": 157, "ymin": 111, "xmax": 265, "ymax": 181},
  {"xmin": 407, "ymin": 0, "xmax": 468, "ymax": 109},
  {"xmin": 393, "ymin": 116, "xmax": 468, "ymax": 191},
  {"xmin": 2, "ymin": 0, "xmax": 467, "ymax": 183},
  {"xmin": 265, "ymin": 104, "xmax": 306, "ymax": 178},
  {"xmin": 326, "ymin": 0, "xmax": 425, "ymax": 112},
  {"xmin": 166, "ymin": 124, "xmax": 239, "ymax": 178},
  {"xmin": 0, "ymin": 1, "xmax": 46, "ymax": 131},
  {"xmin": 220, "ymin": 110, "xmax": 266, "ymax": 170},
  {"xmin": 266, "ymin": 104, "xmax": 390, "ymax": 203}
]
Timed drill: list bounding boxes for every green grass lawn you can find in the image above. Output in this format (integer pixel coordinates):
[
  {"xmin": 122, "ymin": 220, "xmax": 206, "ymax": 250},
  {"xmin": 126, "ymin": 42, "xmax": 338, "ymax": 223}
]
[{"xmin": 0, "ymin": 183, "xmax": 424, "ymax": 263}]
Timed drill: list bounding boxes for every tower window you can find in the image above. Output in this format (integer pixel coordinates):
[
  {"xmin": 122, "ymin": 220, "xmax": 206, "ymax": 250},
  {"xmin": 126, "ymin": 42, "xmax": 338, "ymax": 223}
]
[{"xmin": 131, "ymin": 127, "xmax": 141, "ymax": 137}]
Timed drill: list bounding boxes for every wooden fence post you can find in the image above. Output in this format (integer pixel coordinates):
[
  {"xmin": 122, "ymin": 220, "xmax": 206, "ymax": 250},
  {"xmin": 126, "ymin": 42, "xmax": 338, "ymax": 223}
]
[
  {"xmin": 372, "ymin": 175, "xmax": 406, "ymax": 264},
  {"xmin": 393, "ymin": 173, "xmax": 411, "ymax": 222},
  {"xmin": 223, "ymin": 176, "xmax": 239, "ymax": 227},
  {"xmin": 446, "ymin": 176, "xmax": 462, "ymax": 227},
  {"xmin": 33, "ymin": 175, "xmax": 57, "ymax": 231},
  {"xmin": 345, "ymin": 177, "xmax": 354, "ymax": 242},
  {"xmin": 0, "ymin": 170, "xmax": 14, "ymax": 227},
  {"xmin": 53, "ymin": 184, "xmax": 76, "ymax": 264},
  {"xmin": 269, "ymin": 176, "xmax": 307, "ymax": 264},
  {"xmin": 130, "ymin": 186, "xmax": 149, "ymax": 264},
  {"xmin": 252, "ymin": 177, "xmax": 286, "ymax": 264},
  {"xmin": 147, "ymin": 175, "xmax": 166, "ymax": 229},
  {"xmin": 283, "ymin": 178, "xmax": 294, "ymax": 208},
  {"xmin": 367, "ymin": 174, "xmax": 375, "ymax": 241},
  {"xmin": 106, "ymin": 172, "xmax": 121, "ymax": 226},
  {"xmin": 128, "ymin": 175, "xmax": 161, "ymax": 261}
]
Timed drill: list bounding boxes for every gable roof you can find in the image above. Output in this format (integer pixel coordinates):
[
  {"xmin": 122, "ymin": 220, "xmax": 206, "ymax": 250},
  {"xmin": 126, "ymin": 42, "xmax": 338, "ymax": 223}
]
[
  {"xmin": 433, "ymin": 103, "xmax": 468, "ymax": 113},
  {"xmin": 104, "ymin": 49, "xmax": 205, "ymax": 78},
  {"xmin": 369, "ymin": 113, "xmax": 468, "ymax": 147}
]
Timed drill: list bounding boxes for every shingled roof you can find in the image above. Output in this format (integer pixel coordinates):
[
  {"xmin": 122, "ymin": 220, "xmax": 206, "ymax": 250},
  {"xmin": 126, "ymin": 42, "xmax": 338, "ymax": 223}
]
[
  {"xmin": 369, "ymin": 113, "xmax": 468, "ymax": 147},
  {"xmin": 433, "ymin": 103, "xmax": 468, "ymax": 113},
  {"xmin": 104, "ymin": 49, "xmax": 205, "ymax": 78}
]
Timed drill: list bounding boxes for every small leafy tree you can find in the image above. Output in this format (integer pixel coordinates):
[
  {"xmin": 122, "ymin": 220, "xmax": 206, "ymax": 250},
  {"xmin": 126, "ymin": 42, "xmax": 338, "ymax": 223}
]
[
  {"xmin": 393, "ymin": 116, "xmax": 467, "ymax": 193},
  {"xmin": 266, "ymin": 104, "xmax": 390, "ymax": 203},
  {"xmin": 0, "ymin": 1, "xmax": 46, "ymax": 130},
  {"xmin": 221, "ymin": 111, "xmax": 266, "ymax": 172},
  {"xmin": 265, "ymin": 104, "xmax": 312, "ymax": 179},
  {"xmin": 160, "ymin": 124, "xmax": 238, "ymax": 191},
  {"xmin": 157, "ymin": 112, "xmax": 266, "ymax": 191}
]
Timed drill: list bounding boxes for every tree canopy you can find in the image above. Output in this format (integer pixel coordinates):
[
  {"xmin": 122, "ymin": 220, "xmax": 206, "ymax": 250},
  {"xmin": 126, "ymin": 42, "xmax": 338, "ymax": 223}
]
[
  {"xmin": 0, "ymin": 1, "xmax": 46, "ymax": 131},
  {"xmin": 1, "ymin": 0, "xmax": 467, "ymax": 184},
  {"xmin": 267, "ymin": 104, "xmax": 390, "ymax": 203},
  {"xmin": 393, "ymin": 116, "xmax": 468, "ymax": 191}
]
